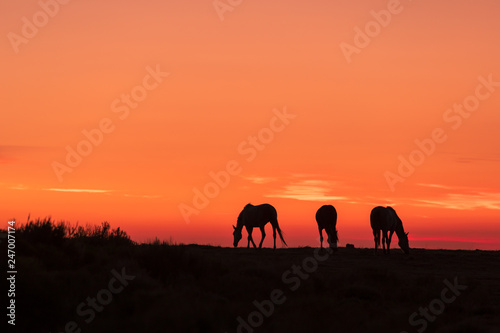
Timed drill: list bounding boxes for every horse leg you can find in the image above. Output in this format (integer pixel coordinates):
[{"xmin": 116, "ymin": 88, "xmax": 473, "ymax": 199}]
[
  {"xmin": 335, "ymin": 229, "xmax": 339, "ymax": 249},
  {"xmin": 319, "ymin": 228, "xmax": 324, "ymax": 249},
  {"xmin": 258, "ymin": 226, "xmax": 266, "ymax": 249},
  {"xmin": 246, "ymin": 227, "xmax": 250, "ymax": 248},
  {"xmin": 373, "ymin": 230, "xmax": 380, "ymax": 253},
  {"xmin": 387, "ymin": 230, "xmax": 394, "ymax": 254},
  {"xmin": 247, "ymin": 228, "xmax": 257, "ymax": 248},
  {"xmin": 272, "ymin": 226, "xmax": 277, "ymax": 250},
  {"xmin": 382, "ymin": 231, "xmax": 387, "ymax": 254}
]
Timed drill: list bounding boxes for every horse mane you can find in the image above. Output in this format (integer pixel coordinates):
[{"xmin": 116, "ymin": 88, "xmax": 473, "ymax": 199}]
[
  {"xmin": 386, "ymin": 206, "xmax": 401, "ymax": 223},
  {"xmin": 387, "ymin": 207, "xmax": 407, "ymax": 239},
  {"xmin": 236, "ymin": 204, "xmax": 253, "ymax": 229}
]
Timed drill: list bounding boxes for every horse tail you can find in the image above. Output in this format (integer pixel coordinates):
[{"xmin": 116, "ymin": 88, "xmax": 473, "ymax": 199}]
[{"xmin": 277, "ymin": 225, "xmax": 287, "ymax": 247}]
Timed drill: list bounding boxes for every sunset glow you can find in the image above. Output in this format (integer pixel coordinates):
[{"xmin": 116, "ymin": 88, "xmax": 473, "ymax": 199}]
[{"xmin": 2, "ymin": 0, "xmax": 499, "ymax": 250}]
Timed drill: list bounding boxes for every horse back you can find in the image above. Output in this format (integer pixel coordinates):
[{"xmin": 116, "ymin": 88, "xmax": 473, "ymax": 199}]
[
  {"xmin": 371, "ymin": 206, "xmax": 388, "ymax": 231},
  {"xmin": 244, "ymin": 203, "xmax": 277, "ymax": 227},
  {"xmin": 370, "ymin": 206, "xmax": 398, "ymax": 231},
  {"xmin": 315, "ymin": 205, "xmax": 337, "ymax": 229}
]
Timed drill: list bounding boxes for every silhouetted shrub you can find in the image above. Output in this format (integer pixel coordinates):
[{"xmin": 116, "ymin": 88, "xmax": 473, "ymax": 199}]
[
  {"xmin": 17, "ymin": 218, "xmax": 133, "ymax": 246},
  {"xmin": 18, "ymin": 217, "xmax": 67, "ymax": 245},
  {"xmin": 73, "ymin": 221, "xmax": 134, "ymax": 246}
]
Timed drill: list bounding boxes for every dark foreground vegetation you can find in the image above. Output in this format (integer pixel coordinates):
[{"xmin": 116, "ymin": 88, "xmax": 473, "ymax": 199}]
[{"xmin": 7, "ymin": 218, "xmax": 500, "ymax": 333}]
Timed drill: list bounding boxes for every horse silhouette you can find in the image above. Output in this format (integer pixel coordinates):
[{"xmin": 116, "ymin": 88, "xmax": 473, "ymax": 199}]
[
  {"xmin": 370, "ymin": 206, "xmax": 410, "ymax": 254},
  {"xmin": 233, "ymin": 203, "xmax": 287, "ymax": 249},
  {"xmin": 315, "ymin": 205, "xmax": 338, "ymax": 250}
]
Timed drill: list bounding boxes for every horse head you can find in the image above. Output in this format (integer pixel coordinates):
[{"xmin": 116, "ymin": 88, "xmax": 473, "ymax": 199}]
[
  {"xmin": 398, "ymin": 231, "xmax": 410, "ymax": 254},
  {"xmin": 387, "ymin": 206, "xmax": 410, "ymax": 254},
  {"xmin": 233, "ymin": 225, "xmax": 242, "ymax": 247}
]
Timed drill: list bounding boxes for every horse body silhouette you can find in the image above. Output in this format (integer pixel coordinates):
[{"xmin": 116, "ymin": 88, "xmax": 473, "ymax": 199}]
[
  {"xmin": 370, "ymin": 206, "xmax": 410, "ymax": 254},
  {"xmin": 315, "ymin": 205, "xmax": 338, "ymax": 250},
  {"xmin": 233, "ymin": 203, "xmax": 287, "ymax": 249}
]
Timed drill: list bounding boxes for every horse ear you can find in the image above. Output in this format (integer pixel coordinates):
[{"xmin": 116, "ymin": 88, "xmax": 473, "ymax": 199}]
[
  {"xmin": 233, "ymin": 225, "xmax": 236, "ymax": 230},
  {"xmin": 406, "ymin": 232, "xmax": 409, "ymax": 236}
]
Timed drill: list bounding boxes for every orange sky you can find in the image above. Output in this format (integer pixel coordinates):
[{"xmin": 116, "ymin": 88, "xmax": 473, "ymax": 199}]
[{"xmin": 1, "ymin": 0, "xmax": 499, "ymax": 250}]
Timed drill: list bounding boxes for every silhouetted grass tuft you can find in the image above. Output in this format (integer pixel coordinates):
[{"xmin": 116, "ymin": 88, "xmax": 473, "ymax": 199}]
[
  {"xmin": 18, "ymin": 217, "xmax": 67, "ymax": 245},
  {"xmin": 17, "ymin": 217, "xmax": 134, "ymax": 246}
]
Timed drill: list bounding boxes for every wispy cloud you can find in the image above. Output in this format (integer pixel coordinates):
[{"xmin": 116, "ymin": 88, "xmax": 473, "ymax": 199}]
[
  {"xmin": 418, "ymin": 183, "xmax": 455, "ymax": 190},
  {"xmin": 414, "ymin": 192, "xmax": 500, "ymax": 210},
  {"xmin": 123, "ymin": 194, "xmax": 162, "ymax": 199},
  {"xmin": 456, "ymin": 156, "xmax": 500, "ymax": 164},
  {"xmin": 44, "ymin": 188, "xmax": 111, "ymax": 194},
  {"xmin": 242, "ymin": 176, "xmax": 276, "ymax": 184},
  {"xmin": 265, "ymin": 179, "xmax": 347, "ymax": 202},
  {"xmin": 415, "ymin": 183, "xmax": 500, "ymax": 210},
  {"xmin": 9, "ymin": 184, "xmax": 28, "ymax": 190},
  {"xmin": 11, "ymin": 186, "xmax": 160, "ymax": 199},
  {"xmin": 289, "ymin": 173, "xmax": 324, "ymax": 178}
]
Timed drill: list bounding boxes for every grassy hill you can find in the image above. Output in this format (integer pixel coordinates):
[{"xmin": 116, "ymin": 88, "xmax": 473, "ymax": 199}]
[{"xmin": 9, "ymin": 219, "xmax": 500, "ymax": 333}]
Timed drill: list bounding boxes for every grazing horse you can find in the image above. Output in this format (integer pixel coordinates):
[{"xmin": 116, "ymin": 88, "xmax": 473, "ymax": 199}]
[
  {"xmin": 370, "ymin": 206, "xmax": 410, "ymax": 254},
  {"xmin": 315, "ymin": 205, "xmax": 338, "ymax": 250},
  {"xmin": 233, "ymin": 203, "xmax": 287, "ymax": 249}
]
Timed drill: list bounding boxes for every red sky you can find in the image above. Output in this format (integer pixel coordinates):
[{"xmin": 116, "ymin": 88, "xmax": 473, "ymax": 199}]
[{"xmin": 1, "ymin": 0, "xmax": 499, "ymax": 250}]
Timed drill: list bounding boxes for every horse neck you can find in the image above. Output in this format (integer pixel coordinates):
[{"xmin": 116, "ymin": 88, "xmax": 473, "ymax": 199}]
[
  {"xmin": 328, "ymin": 228, "xmax": 338, "ymax": 241},
  {"xmin": 325, "ymin": 224, "xmax": 335, "ymax": 235},
  {"xmin": 236, "ymin": 212, "xmax": 245, "ymax": 230},
  {"xmin": 394, "ymin": 220, "xmax": 405, "ymax": 238}
]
